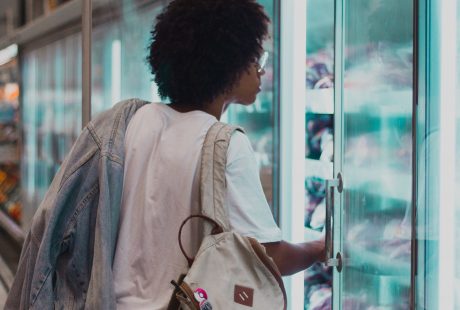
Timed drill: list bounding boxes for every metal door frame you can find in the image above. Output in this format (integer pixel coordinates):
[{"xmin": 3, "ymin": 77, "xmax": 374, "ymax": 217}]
[
  {"xmin": 332, "ymin": 0, "xmax": 419, "ymax": 309},
  {"xmin": 332, "ymin": 0, "xmax": 344, "ymax": 307}
]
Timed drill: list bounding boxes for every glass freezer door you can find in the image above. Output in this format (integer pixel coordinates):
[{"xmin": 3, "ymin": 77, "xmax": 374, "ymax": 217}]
[{"xmin": 329, "ymin": 0, "xmax": 414, "ymax": 308}]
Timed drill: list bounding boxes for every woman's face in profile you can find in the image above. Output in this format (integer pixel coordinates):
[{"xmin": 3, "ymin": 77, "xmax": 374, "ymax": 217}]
[{"xmin": 230, "ymin": 63, "xmax": 265, "ymax": 105}]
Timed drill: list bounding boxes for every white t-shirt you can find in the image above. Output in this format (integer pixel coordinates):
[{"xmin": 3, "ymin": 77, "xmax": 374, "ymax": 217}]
[{"xmin": 113, "ymin": 103, "xmax": 281, "ymax": 309}]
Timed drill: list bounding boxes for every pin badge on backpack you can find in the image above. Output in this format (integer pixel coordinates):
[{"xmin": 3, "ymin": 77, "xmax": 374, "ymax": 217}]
[{"xmin": 194, "ymin": 288, "xmax": 213, "ymax": 310}]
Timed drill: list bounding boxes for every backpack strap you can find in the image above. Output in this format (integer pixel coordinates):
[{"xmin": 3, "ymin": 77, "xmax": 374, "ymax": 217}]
[{"xmin": 200, "ymin": 121, "xmax": 244, "ymax": 232}]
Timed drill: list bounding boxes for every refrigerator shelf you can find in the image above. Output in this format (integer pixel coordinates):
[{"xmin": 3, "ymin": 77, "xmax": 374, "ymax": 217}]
[
  {"xmin": 343, "ymin": 190, "xmax": 410, "ymax": 215},
  {"xmin": 344, "ymin": 89, "xmax": 412, "ymax": 119},
  {"xmin": 304, "ymin": 88, "xmax": 413, "ymax": 118},
  {"xmin": 344, "ymin": 165, "xmax": 411, "ymax": 203},
  {"xmin": 305, "ymin": 158, "xmax": 333, "ymax": 179},
  {"xmin": 306, "ymin": 88, "xmax": 334, "ymax": 115}
]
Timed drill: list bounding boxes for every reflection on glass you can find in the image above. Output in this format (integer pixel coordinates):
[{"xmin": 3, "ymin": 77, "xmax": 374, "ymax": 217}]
[
  {"xmin": 342, "ymin": 0, "xmax": 412, "ymax": 308},
  {"xmin": 21, "ymin": 33, "xmax": 82, "ymax": 230},
  {"xmin": 90, "ymin": 0, "xmax": 278, "ymax": 215},
  {"xmin": 304, "ymin": 0, "xmax": 334, "ymax": 308},
  {"xmin": 91, "ymin": 0, "xmax": 166, "ymax": 116},
  {"xmin": 223, "ymin": 0, "xmax": 278, "ymax": 214}
]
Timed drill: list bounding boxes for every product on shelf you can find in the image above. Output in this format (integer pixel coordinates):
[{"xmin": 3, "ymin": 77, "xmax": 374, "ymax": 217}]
[
  {"xmin": 0, "ymin": 76, "xmax": 21, "ymax": 223},
  {"xmin": 0, "ymin": 164, "xmax": 22, "ymax": 223},
  {"xmin": 47, "ymin": 0, "xmax": 58, "ymax": 9},
  {"xmin": 304, "ymin": 263, "xmax": 332, "ymax": 310},
  {"xmin": 306, "ymin": 113, "xmax": 334, "ymax": 160},
  {"xmin": 0, "ymin": 124, "xmax": 18, "ymax": 142},
  {"xmin": 304, "ymin": 176, "xmax": 326, "ymax": 230},
  {"xmin": 307, "ymin": 285, "xmax": 331, "ymax": 310},
  {"xmin": 306, "ymin": 50, "xmax": 334, "ymax": 90},
  {"xmin": 309, "ymin": 199, "xmax": 325, "ymax": 230}
]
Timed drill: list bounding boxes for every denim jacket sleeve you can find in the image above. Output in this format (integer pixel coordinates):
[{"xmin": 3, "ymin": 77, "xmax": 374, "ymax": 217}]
[
  {"xmin": 5, "ymin": 99, "xmax": 148, "ymax": 310},
  {"xmin": 5, "ymin": 147, "xmax": 75, "ymax": 309}
]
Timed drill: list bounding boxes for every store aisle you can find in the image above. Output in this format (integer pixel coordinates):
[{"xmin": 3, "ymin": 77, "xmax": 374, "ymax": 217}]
[
  {"xmin": 0, "ymin": 253, "xmax": 13, "ymax": 308},
  {"xmin": 0, "ymin": 226, "xmax": 21, "ymax": 308},
  {"xmin": 0, "ymin": 280, "xmax": 6, "ymax": 308}
]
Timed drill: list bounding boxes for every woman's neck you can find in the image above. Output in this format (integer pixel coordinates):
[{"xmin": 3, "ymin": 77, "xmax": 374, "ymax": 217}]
[{"xmin": 169, "ymin": 95, "xmax": 230, "ymax": 120}]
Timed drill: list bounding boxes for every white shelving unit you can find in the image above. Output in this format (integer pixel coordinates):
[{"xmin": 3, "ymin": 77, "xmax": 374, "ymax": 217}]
[
  {"xmin": 306, "ymin": 88, "xmax": 334, "ymax": 114},
  {"xmin": 305, "ymin": 158, "xmax": 333, "ymax": 179},
  {"xmin": 345, "ymin": 89, "xmax": 412, "ymax": 117},
  {"xmin": 280, "ymin": 1, "xmax": 306, "ymax": 309}
]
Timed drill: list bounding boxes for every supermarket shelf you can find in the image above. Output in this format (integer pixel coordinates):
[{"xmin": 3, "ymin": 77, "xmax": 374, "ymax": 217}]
[
  {"xmin": 0, "ymin": 212, "xmax": 24, "ymax": 245},
  {"xmin": 0, "ymin": 0, "xmax": 111, "ymax": 50},
  {"xmin": 0, "ymin": 0, "xmax": 81, "ymax": 50}
]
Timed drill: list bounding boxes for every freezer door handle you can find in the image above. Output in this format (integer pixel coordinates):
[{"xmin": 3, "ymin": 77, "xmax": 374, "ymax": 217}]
[
  {"xmin": 327, "ymin": 252, "xmax": 343, "ymax": 272},
  {"xmin": 325, "ymin": 173, "xmax": 342, "ymax": 269}
]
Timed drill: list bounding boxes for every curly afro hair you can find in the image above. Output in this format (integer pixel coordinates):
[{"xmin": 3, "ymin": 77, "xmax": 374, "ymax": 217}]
[{"xmin": 146, "ymin": 0, "xmax": 270, "ymax": 108}]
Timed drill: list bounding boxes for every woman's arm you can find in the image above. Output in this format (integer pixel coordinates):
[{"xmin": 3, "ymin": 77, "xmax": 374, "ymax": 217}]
[{"xmin": 262, "ymin": 239, "xmax": 326, "ymax": 276}]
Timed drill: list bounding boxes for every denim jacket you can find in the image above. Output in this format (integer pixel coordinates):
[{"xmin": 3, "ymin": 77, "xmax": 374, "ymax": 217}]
[{"xmin": 6, "ymin": 98, "xmax": 149, "ymax": 310}]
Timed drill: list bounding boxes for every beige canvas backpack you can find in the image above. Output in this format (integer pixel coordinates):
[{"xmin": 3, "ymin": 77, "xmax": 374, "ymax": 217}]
[{"xmin": 167, "ymin": 122, "xmax": 287, "ymax": 310}]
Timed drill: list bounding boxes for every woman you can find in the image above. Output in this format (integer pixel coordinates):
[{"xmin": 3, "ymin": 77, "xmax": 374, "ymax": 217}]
[
  {"xmin": 6, "ymin": 0, "xmax": 324, "ymax": 309},
  {"xmin": 113, "ymin": 0, "xmax": 325, "ymax": 308}
]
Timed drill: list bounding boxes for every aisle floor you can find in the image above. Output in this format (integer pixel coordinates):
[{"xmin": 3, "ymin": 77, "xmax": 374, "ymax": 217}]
[
  {"xmin": 0, "ymin": 226, "xmax": 21, "ymax": 309},
  {"xmin": 0, "ymin": 280, "xmax": 6, "ymax": 308}
]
